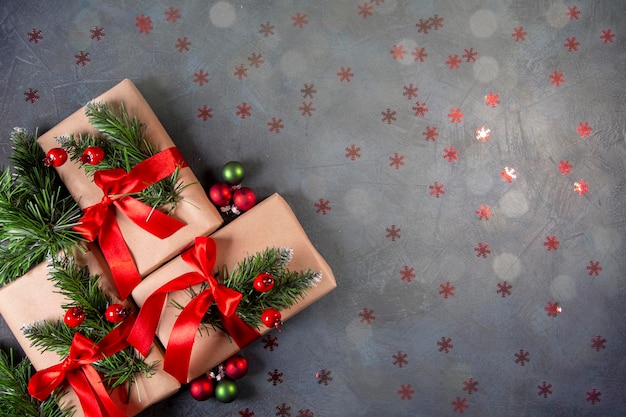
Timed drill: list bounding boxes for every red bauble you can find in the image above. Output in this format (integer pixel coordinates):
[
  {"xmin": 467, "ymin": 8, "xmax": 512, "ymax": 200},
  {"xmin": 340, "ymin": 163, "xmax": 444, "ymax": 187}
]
[
  {"xmin": 80, "ymin": 146, "xmax": 105, "ymax": 165},
  {"xmin": 104, "ymin": 304, "xmax": 129, "ymax": 323},
  {"xmin": 64, "ymin": 306, "xmax": 85, "ymax": 328},
  {"xmin": 189, "ymin": 374, "xmax": 214, "ymax": 401},
  {"xmin": 223, "ymin": 355, "xmax": 248, "ymax": 380},
  {"xmin": 253, "ymin": 272, "xmax": 275, "ymax": 293},
  {"xmin": 232, "ymin": 187, "xmax": 257, "ymax": 211},
  {"xmin": 44, "ymin": 148, "xmax": 68, "ymax": 167},
  {"xmin": 261, "ymin": 308, "xmax": 282, "ymax": 330},
  {"xmin": 209, "ymin": 182, "xmax": 233, "ymax": 207}
]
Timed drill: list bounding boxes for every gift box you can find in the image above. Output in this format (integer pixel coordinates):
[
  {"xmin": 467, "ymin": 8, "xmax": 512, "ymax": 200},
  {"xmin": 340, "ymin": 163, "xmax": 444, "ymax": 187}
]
[
  {"xmin": 36, "ymin": 79, "xmax": 223, "ymax": 300},
  {"xmin": 131, "ymin": 193, "xmax": 337, "ymax": 383},
  {"xmin": 0, "ymin": 245, "xmax": 181, "ymax": 417}
]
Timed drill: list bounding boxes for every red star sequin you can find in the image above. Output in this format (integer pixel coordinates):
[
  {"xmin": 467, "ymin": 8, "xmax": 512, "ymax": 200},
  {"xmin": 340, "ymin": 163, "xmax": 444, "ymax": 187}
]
[
  {"xmin": 576, "ymin": 121, "xmax": 593, "ymax": 137},
  {"xmin": 485, "ymin": 91, "xmax": 500, "ymax": 108},
  {"xmin": 475, "ymin": 204, "xmax": 492, "ymax": 220},
  {"xmin": 557, "ymin": 160, "xmax": 573, "ymax": 175},
  {"xmin": 574, "ymin": 179, "xmax": 588, "ymax": 196}
]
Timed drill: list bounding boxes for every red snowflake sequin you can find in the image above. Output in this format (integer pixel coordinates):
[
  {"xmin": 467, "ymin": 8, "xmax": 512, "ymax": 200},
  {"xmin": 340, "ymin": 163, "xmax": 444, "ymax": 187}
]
[
  {"xmin": 316, "ymin": 369, "xmax": 332, "ymax": 385},
  {"xmin": 463, "ymin": 377, "xmax": 479, "ymax": 395},
  {"xmin": 390, "ymin": 44, "xmax": 407, "ymax": 60},
  {"xmin": 564, "ymin": 37, "xmax": 580, "ymax": 52},
  {"xmin": 193, "ymin": 69, "xmax": 209, "ymax": 85},
  {"xmin": 411, "ymin": 46, "xmax": 428, "ymax": 62},
  {"xmin": 446, "ymin": 54, "xmax": 461, "ymax": 69},
  {"xmin": 196, "ymin": 105, "xmax": 213, "ymax": 121},
  {"xmin": 239, "ymin": 408, "xmax": 254, "ymax": 417},
  {"xmin": 233, "ymin": 64, "xmax": 249, "ymax": 80},
  {"xmin": 429, "ymin": 182, "xmax": 445, "ymax": 198},
  {"xmin": 381, "ymin": 108, "xmax": 397, "ymax": 124},
  {"xmin": 566, "ymin": 6, "xmax": 581, "ymax": 20},
  {"xmin": 443, "ymin": 146, "xmax": 459, "ymax": 162},
  {"xmin": 262, "ymin": 334, "xmax": 279, "ymax": 351},
  {"xmin": 423, "ymin": 126, "xmax": 439, "ymax": 141},
  {"xmin": 299, "ymin": 101, "xmax": 315, "ymax": 117},
  {"xmin": 301, "ymin": 83, "xmax": 317, "ymax": 98},
  {"xmin": 175, "ymin": 37, "xmax": 191, "ymax": 52},
  {"xmin": 27, "ymin": 29, "xmax": 43, "ymax": 44},
  {"xmin": 576, "ymin": 121, "xmax": 593, "ymax": 137},
  {"xmin": 345, "ymin": 144, "xmax": 361, "ymax": 160},
  {"xmin": 389, "ymin": 153, "xmax": 404, "ymax": 169},
  {"xmin": 430, "ymin": 15, "xmax": 444, "ymax": 30},
  {"xmin": 514, "ymin": 349, "xmax": 530, "ymax": 366},
  {"xmin": 90, "ymin": 26, "xmax": 105, "ymax": 41},
  {"xmin": 267, "ymin": 369, "xmax": 284, "ymax": 385},
  {"xmin": 337, "ymin": 67, "xmax": 354, "ymax": 82},
  {"xmin": 448, "ymin": 107, "xmax": 464, "ymax": 123},
  {"xmin": 403, "ymin": 83, "xmax": 419, "ymax": 100},
  {"xmin": 359, "ymin": 308, "xmax": 375, "ymax": 324},
  {"xmin": 500, "ymin": 167, "xmax": 516, "ymax": 183},
  {"xmin": 165, "ymin": 6, "xmax": 181, "ymax": 22},
  {"xmin": 412, "ymin": 102, "xmax": 428, "ymax": 117},
  {"xmin": 474, "ymin": 242, "xmax": 490, "ymax": 258},
  {"xmin": 248, "ymin": 53, "xmax": 264, "ymax": 68},
  {"xmin": 586, "ymin": 260, "xmax": 602, "ymax": 276},
  {"xmin": 600, "ymin": 29, "xmax": 615, "ymax": 44},
  {"xmin": 591, "ymin": 335, "xmax": 606, "ymax": 352},
  {"xmin": 398, "ymin": 384, "xmax": 415, "ymax": 400},
  {"xmin": 497, "ymin": 281, "xmax": 512, "ymax": 298},
  {"xmin": 386, "ymin": 225, "xmax": 401, "ymax": 241},
  {"xmin": 452, "ymin": 397, "xmax": 468, "ymax": 413},
  {"xmin": 462, "ymin": 48, "xmax": 478, "ymax": 62},
  {"xmin": 549, "ymin": 70, "xmax": 565, "ymax": 87},
  {"xmin": 75, "ymin": 51, "xmax": 90, "ymax": 66},
  {"xmin": 485, "ymin": 91, "xmax": 500, "ymax": 108},
  {"xmin": 314, "ymin": 199, "xmax": 331, "ymax": 215},
  {"xmin": 538, "ymin": 382, "xmax": 553, "ymax": 398},
  {"xmin": 545, "ymin": 301, "xmax": 562, "ymax": 317},
  {"xmin": 544, "ymin": 235, "xmax": 560, "ymax": 251},
  {"xmin": 416, "ymin": 18, "xmax": 431, "ymax": 34},
  {"xmin": 437, "ymin": 337, "xmax": 453, "ymax": 353},
  {"xmin": 475, "ymin": 204, "xmax": 493, "ymax": 220},
  {"xmin": 259, "ymin": 22, "xmax": 275, "ymax": 37},
  {"xmin": 135, "ymin": 14, "xmax": 153, "ymax": 34},
  {"xmin": 439, "ymin": 281, "xmax": 455, "ymax": 299},
  {"xmin": 399, "ymin": 266, "xmax": 416, "ymax": 283},
  {"xmin": 236, "ymin": 103, "xmax": 252, "ymax": 119},
  {"xmin": 24, "ymin": 88, "xmax": 39, "ymax": 103},
  {"xmin": 357, "ymin": 3, "xmax": 374, "ymax": 19},
  {"xmin": 586, "ymin": 388, "xmax": 601, "ymax": 405},
  {"xmin": 574, "ymin": 179, "xmax": 589, "ymax": 196},
  {"xmin": 268, "ymin": 117, "xmax": 284, "ymax": 133},
  {"xmin": 393, "ymin": 351, "xmax": 408, "ymax": 367},
  {"xmin": 512, "ymin": 26, "xmax": 527, "ymax": 42},
  {"xmin": 291, "ymin": 12, "xmax": 308, "ymax": 28},
  {"xmin": 557, "ymin": 160, "xmax": 573, "ymax": 175}
]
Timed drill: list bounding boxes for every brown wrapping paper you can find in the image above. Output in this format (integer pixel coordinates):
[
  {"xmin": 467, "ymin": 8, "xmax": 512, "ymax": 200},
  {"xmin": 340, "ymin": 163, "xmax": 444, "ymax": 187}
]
[
  {"xmin": 131, "ymin": 193, "xmax": 337, "ymax": 383},
  {"xmin": 36, "ymin": 78, "xmax": 223, "ymax": 284},
  {"xmin": 0, "ymin": 246, "xmax": 181, "ymax": 417}
]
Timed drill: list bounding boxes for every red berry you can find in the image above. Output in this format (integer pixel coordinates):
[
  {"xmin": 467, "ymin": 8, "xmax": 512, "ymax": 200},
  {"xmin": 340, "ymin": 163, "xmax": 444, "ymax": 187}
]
[
  {"xmin": 104, "ymin": 304, "xmax": 128, "ymax": 323},
  {"xmin": 253, "ymin": 272, "xmax": 275, "ymax": 292},
  {"xmin": 232, "ymin": 187, "xmax": 257, "ymax": 211},
  {"xmin": 44, "ymin": 148, "xmax": 68, "ymax": 167},
  {"xmin": 261, "ymin": 308, "xmax": 282, "ymax": 330},
  {"xmin": 209, "ymin": 182, "xmax": 233, "ymax": 207},
  {"xmin": 64, "ymin": 306, "xmax": 85, "ymax": 328},
  {"xmin": 80, "ymin": 146, "xmax": 105, "ymax": 165}
]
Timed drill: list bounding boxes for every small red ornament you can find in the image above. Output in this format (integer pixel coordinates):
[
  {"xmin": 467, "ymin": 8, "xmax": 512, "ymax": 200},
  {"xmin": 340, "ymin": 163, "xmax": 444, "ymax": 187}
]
[
  {"xmin": 189, "ymin": 374, "xmax": 214, "ymax": 401},
  {"xmin": 223, "ymin": 355, "xmax": 249, "ymax": 380},
  {"xmin": 261, "ymin": 308, "xmax": 282, "ymax": 331},
  {"xmin": 104, "ymin": 304, "xmax": 129, "ymax": 323},
  {"xmin": 253, "ymin": 272, "xmax": 275, "ymax": 292},
  {"xmin": 209, "ymin": 182, "xmax": 233, "ymax": 207},
  {"xmin": 43, "ymin": 148, "xmax": 68, "ymax": 167},
  {"xmin": 64, "ymin": 306, "xmax": 85, "ymax": 328},
  {"xmin": 80, "ymin": 146, "xmax": 105, "ymax": 165},
  {"xmin": 232, "ymin": 187, "xmax": 257, "ymax": 211}
]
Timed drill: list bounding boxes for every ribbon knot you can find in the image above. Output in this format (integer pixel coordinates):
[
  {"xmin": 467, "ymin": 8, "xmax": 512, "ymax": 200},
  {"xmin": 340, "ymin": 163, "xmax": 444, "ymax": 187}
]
[
  {"xmin": 128, "ymin": 237, "xmax": 260, "ymax": 383},
  {"xmin": 73, "ymin": 147, "xmax": 188, "ymax": 300}
]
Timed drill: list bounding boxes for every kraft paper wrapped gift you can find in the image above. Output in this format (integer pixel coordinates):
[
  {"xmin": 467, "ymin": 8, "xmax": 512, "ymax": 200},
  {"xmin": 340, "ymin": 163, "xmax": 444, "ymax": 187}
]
[
  {"xmin": 131, "ymin": 193, "xmax": 337, "ymax": 383},
  {"xmin": 0, "ymin": 246, "xmax": 181, "ymax": 417},
  {"xmin": 36, "ymin": 79, "xmax": 223, "ymax": 299}
]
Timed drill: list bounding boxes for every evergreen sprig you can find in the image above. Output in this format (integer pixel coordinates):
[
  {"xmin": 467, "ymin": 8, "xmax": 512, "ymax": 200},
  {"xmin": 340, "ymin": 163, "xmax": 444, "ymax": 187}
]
[
  {"xmin": 194, "ymin": 247, "xmax": 321, "ymax": 331},
  {"xmin": 0, "ymin": 348, "xmax": 73, "ymax": 417},
  {"xmin": 0, "ymin": 129, "xmax": 84, "ymax": 285},
  {"xmin": 23, "ymin": 256, "xmax": 155, "ymax": 393},
  {"xmin": 57, "ymin": 102, "xmax": 186, "ymax": 213}
]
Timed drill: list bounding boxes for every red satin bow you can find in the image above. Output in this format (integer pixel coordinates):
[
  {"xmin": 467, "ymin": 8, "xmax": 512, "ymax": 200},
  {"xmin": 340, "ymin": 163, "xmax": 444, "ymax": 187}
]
[
  {"xmin": 128, "ymin": 237, "xmax": 260, "ymax": 383},
  {"xmin": 73, "ymin": 147, "xmax": 188, "ymax": 300},
  {"xmin": 28, "ymin": 318, "xmax": 136, "ymax": 417}
]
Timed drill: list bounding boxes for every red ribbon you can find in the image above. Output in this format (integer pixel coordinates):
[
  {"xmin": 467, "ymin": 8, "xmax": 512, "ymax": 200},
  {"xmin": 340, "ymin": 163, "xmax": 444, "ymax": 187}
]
[
  {"xmin": 28, "ymin": 318, "xmax": 136, "ymax": 417},
  {"xmin": 128, "ymin": 237, "xmax": 260, "ymax": 383},
  {"xmin": 73, "ymin": 147, "xmax": 188, "ymax": 300}
]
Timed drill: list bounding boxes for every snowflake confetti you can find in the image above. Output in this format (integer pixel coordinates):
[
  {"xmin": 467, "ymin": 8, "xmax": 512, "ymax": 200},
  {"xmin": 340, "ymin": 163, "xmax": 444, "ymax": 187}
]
[
  {"xmin": 393, "ymin": 351, "xmax": 408, "ymax": 367},
  {"xmin": 475, "ymin": 204, "xmax": 493, "ymax": 220},
  {"xmin": 564, "ymin": 37, "xmax": 580, "ymax": 52},
  {"xmin": 485, "ymin": 91, "xmax": 500, "ymax": 108},
  {"xmin": 267, "ymin": 118, "xmax": 284, "ymax": 133},
  {"xmin": 236, "ymin": 102, "xmax": 252, "ymax": 119},
  {"xmin": 400, "ymin": 266, "xmax": 416, "ymax": 283},
  {"xmin": 292, "ymin": 12, "xmax": 308, "ymax": 28},
  {"xmin": 549, "ymin": 70, "xmax": 565, "ymax": 87},
  {"xmin": 74, "ymin": 51, "xmax": 90, "ymax": 66},
  {"xmin": 233, "ymin": 64, "xmax": 249, "ymax": 80},
  {"xmin": 411, "ymin": 46, "xmax": 428, "ymax": 62},
  {"xmin": 248, "ymin": 53, "xmax": 264, "ymax": 68},
  {"xmin": 544, "ymin": 235, "xmax": 560, "ymax": 251},
  {"xmin": 574, "ymin": 179, "xmax": 589, "ymax": 196},
  {"xmin": 296, "ymin": 409, "xmax": 314, "ymax": 417},
  {"xmin": 386, "ymin": 225, "xmax": 401, "ymax": 241},
  {"xmin": 462, "ymin": 48, "xmax": 478, "ymax": 62},
  {"xmin": 259, "ymin": 22, "xmax": 275, "ymax": 37},
  {"xmin": 389, "ymin": 153, "xmax": 404, "ymax": 169},
  {"xmin": 239, "ymin": 408, "xmax": 254, "ymax": 417},
  {"xmin": 175, "ymin": 37, "xmax": 191, "ymax": 52},
  {"xmin": 345, "ymin": 144, "xmax": 361, "ymax": 160},
  {"xmin": 193, "ymin": 69, "xmax": 209, "ymax": 86},
  {"xmin": 514, "ymin": 349, "xmax": 530, "ymax": 366},
  {"xmin": 135, "ymin": 14, "xmax": 153, "ymax": 34},
  {"xmin": 474, "ymin": 242, "xmax": 490, "ymax": 258},
  {"xmin": 452, "ymin": 397, "xmax": 468, "ymax": 413},
  {"xmin": 196, "ymin": 105, "xmax": 213, "ymax": 121},
  {"xmin": 586, "ymin": 260, "xmax": 602, "ymax": 276},
  {"xmin": 439, "ymin": 281, "xmax": 455, "ymax": 299},
  {"xmin": 512, "ymin": 26, "xmax": 527, "ymax": 42},
  {"xmin": 537, "ymin": 382, "xmax": 553, "ymax": 398},
  {"xmin": 576, "ymin": 121, "xmax": 593, "ymax": 137},
  {"xmin": 398, "ymin": 384, "xmax": 415, "ymax": 400},
  {"xmin": 500, "ymin": 167, "xmax": 517, "ymax": 183},
  {"xmin": 463, "ymin": 378, "xmax": 479, "ymax": 395},
  {"xmin": 262, "ymin": 334, "xmax": 279, "ymax": 351},
  {"xmin": 390, "ymin": 44, "xmax": 407, "ymax": 60},
  {"xmin": 600, "ymin": 29, "xmax": 615, "ymax": 44},
  {"xmin": 586, "ymin": 388, "xmax": 601, "ymax": 405},
  {"xmin": 299, "ymin": 101, "xmax": 315, "ymax": 117},
  {"xmin": 24, "ymin": 88, "xmax": 39, "ymax": 103},
  {"xmin": 423, "ymin": 126, "xmax": 439, "ymax": 141},
  {"xmin": 165, "ymin": 6, "xmax": 181, "ymax": 22},
  {"xmin": 90, "ymin": 26, "xmax": 105, "ymax": 41},
  {"xmin": 337, "ymin": 67, "xmax": 354, "ymax": 82},
  {"xmin": 359, "ymin": 308, "xmax": 375, "ymax": 324},
  {"xmin": 27, "ymin": 29, "xmax": 43, "ymax": 44},
  {"xmin": 412, "ymin": 101, "xmax": 428, "ymax": 117},
  {"xmin": 497, "ymin": 281, "xmax": 512, "ymax": 298},
  {"xmin": 437, "ymin": 337, "xmax": 453, "ymax": 353},
  {"xmin": 446, "ymin": 54, "xmax": 461, "ymax": 69},
  {"xmin": 443, "ymin": 146, "xmax": 459, "ymax": 162},
  {"xmin": 416, "ymin": 18, "xmax": 431, "ymax": 34},
  {"xmin": 591, "ymin": 335, "xmax": 606, "ymax": 352},
  {"xmin": 381, "ymin": 108, "xmax": 397, "ymax": 124},
  {"xmin": 357, "ymin": 3, "xmax": 374, "ymax": 19},
  {"xmin": 276, "ymin": 404, "xmax": 291, "ymax": 417},
  {"xmin": 301, "ymin": 83, "xmax": 317, "ymax": 98},
  {"xmin": 545, "ymin": 301, "xmax": 562, "ymax": 317},
  {"xmin": 267, "ymin": 369, "xmax": 284, "ymax": 385},
  {"xmin": 448, "ymin": 108, "xmax": 464, "ymax": 123},
  {"xmin": 314, "ymin": 199, "xmax": 331, "ymax": 215},
  {"xmin": 403, "ymin": 83, "xmax": 419, "ymax": 100},
  {"xmin": 566, "ymin": 6, "xmax": 581, "ymax": 20},
  {"xmin": 475, "ymin": 126, "xmax": 491, "ymax": 142},
  {"xmin": 430, "ymin": 14, "xmax": 444, "ymax": 30},
  {"xmin": 316, "ymin": 369, "xmax": 332, "ymax": 385},
  {"xmin": 429, "ymin": 182, "xmax": 445, "ymax": 198},
  {"xmin": 557, "ymin": 160, "xmax": 573, "ymax": 175}
]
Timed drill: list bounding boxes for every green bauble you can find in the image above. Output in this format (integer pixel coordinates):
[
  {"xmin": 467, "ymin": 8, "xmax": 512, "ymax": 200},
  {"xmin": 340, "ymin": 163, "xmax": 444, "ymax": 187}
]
[
  {"xmin": 222, "ymin": 161, "xmax": 245, "ymax": 185},
  {"xmin": 214, "ymin": 379, "xmax": 238, "ymax": 403}
]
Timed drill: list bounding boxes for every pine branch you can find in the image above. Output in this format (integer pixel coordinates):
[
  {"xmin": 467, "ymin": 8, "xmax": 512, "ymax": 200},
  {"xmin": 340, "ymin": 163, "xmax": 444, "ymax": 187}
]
[{"xmin": 0, "ymin": 348, "xmax": 73, "ymax": 417}]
